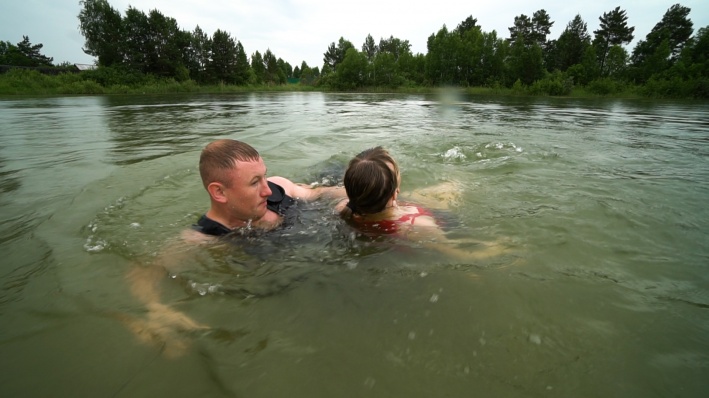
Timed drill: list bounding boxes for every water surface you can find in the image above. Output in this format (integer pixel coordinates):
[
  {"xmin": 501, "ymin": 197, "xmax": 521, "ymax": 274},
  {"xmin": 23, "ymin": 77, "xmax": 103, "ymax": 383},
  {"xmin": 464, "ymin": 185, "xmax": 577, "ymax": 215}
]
[{"xmin": 0, "ymin": 93, "xmax": 708, "ymax": 397}]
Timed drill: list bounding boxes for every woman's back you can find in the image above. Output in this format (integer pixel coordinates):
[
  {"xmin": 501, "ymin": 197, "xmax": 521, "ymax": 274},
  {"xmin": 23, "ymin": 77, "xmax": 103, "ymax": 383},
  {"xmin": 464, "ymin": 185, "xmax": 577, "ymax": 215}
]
[{"xmin": 342, "ymin": 202, "xmax": 438, "ymax": 235}]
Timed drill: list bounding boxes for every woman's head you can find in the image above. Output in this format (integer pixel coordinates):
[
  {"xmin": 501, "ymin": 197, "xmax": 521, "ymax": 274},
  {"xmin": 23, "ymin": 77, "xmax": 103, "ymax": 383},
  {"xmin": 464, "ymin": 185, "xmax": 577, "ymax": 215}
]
[{"xmin": 344, "ymin": 147, "xmax": 400, "ymax": 214}]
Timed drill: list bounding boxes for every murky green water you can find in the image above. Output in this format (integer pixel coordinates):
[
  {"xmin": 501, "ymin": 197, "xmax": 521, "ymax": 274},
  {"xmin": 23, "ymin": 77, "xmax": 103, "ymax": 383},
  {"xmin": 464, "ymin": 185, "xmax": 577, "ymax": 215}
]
[{"xmin": 1, "ymin": 92, "xmax": 708, "ymax": 397}]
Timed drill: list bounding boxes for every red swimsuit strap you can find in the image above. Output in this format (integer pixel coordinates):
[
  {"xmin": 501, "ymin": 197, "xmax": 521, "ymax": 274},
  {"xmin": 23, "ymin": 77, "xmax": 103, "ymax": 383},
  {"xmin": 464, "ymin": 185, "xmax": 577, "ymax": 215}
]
[{"xmin": 396, "ymin": 205, "xmax": 432, "ymax": 225}]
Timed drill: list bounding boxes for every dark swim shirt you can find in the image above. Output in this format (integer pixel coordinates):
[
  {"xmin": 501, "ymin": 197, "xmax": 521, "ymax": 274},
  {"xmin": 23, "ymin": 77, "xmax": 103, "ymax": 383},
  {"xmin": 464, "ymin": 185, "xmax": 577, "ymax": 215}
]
[{"xmin": 193, "ymin": 181, "xmax": 295, "ymax": 236}]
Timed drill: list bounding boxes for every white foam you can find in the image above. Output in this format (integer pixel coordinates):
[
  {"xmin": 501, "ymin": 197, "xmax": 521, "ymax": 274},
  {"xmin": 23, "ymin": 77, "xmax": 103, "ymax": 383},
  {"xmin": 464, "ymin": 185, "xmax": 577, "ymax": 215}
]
[{"xmin": 442, "ymin": 146, "xmax": 466, "ymax": 160}]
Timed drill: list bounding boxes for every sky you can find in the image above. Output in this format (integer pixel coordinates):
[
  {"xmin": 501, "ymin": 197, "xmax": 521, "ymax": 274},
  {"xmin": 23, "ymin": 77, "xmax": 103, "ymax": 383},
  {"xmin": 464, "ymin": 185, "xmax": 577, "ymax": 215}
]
[{"xmin": 1, "ymin": 0, "xmax": 708, "ymax": 68}]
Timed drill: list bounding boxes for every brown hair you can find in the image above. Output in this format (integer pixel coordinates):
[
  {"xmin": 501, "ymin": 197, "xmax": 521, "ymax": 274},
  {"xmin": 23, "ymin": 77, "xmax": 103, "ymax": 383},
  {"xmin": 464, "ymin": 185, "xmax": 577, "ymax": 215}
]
[
  {"xmin": 343, "ymin": 146, "xmax": 399, "ymax": 215},
  {"xmin": 199, "ymin": 139, "xmax": 260, "ymax": 188}
]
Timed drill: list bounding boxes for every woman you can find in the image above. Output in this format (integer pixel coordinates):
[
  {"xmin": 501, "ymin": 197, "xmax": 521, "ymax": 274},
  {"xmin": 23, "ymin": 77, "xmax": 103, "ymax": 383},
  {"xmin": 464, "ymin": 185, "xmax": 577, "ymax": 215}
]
[{"xmin": 335, "ymin": 147, "xmax": 505, "ymax": 260}]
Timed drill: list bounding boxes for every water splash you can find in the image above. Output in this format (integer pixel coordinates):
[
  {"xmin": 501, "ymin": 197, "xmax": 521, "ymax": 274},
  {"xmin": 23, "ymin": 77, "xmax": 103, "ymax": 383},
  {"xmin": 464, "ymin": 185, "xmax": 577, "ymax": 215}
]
[
  {"xmin": 83, "ymin": 221, "xmax": 108, "ymax": 252},
  {"xmin": 189, "ymin": 281, "xmax": 222, "ymax": 296},
  {"xmin": 484, "ymin": 142, "xmax": 523, "ymax": 153},
  {"xmin": 441, "ymin": 146, "xmax": 467, "ymax": 160}
]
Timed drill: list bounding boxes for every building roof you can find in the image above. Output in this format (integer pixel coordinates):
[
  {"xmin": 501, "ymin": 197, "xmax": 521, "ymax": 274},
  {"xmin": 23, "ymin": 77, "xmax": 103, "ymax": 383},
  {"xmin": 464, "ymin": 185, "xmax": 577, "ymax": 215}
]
[{"xmin": 74, "ymin": 63, "xmax": 97, "ymax": 71}]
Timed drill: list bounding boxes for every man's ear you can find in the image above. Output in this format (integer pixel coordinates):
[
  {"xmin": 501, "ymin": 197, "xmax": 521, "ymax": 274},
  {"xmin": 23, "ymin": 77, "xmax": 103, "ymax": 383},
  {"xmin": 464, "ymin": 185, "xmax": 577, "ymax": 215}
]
[{"xmin": 207, "ymin": 182, "xmax": 228, "ymax": 203}]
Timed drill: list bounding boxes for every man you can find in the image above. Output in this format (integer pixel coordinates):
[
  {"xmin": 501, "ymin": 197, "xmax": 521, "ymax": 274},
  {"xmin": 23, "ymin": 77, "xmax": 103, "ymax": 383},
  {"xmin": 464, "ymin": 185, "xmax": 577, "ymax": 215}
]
[
  {"xmin": 125, "ymin": 139, "xmax": 345, "ymax": 356},
  {"xmin": 188, "ymin": 139, "xmax": 345, "ymax": 238}
]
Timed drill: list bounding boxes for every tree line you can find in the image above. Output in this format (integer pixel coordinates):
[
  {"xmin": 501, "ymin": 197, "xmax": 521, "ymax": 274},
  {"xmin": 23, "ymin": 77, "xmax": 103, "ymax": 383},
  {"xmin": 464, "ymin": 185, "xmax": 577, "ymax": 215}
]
[
  {"xmin": 2, "ymin": 0, "xmax": 707, "ymax": 98},
  {"xmin": 0, "ymin": 36, "xmax": 58, "ymax": 68},
  {"xmin": 319, "ymin": 5, "xmax": 706, "ymax": 97}
]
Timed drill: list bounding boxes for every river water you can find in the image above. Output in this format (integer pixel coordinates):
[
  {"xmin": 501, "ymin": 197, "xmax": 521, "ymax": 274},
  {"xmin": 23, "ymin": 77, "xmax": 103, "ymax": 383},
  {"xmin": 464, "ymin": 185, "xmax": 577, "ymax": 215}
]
[{"xmin": 0, "ymin": 92, "xmax": 707, "ymax": 397}]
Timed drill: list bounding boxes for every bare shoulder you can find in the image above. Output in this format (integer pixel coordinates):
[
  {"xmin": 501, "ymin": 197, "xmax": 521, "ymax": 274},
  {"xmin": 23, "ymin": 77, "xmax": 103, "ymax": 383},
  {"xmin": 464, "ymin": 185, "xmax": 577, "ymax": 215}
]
[
  {"xmin": 268, "ymin": 176, "xmax": 311, "ymax": 199},
  {"xmin": 267, "ymin": 176, "xmax": 294, "ymax": 190},
  {"xmin": 334, "ymin": 198, "xmax": 348, "ymax": 213}
]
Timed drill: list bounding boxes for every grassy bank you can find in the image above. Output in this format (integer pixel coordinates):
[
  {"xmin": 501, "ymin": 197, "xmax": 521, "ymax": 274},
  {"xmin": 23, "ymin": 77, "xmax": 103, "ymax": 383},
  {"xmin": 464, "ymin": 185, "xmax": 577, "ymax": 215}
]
[{"xmin": 0, "ymin": 68, "xmax": 698, "ymax": 100}]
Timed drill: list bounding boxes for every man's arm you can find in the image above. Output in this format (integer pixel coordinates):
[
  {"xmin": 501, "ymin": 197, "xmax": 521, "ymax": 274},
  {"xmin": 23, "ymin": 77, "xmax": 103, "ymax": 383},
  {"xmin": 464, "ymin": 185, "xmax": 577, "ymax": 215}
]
[
  {"xmin": 122, "ymin": 235, "xmax": 209, "ymax": 358},
  {"xmin": 268, "ymin": 176, "xmax": 346, "ymax": 202}
]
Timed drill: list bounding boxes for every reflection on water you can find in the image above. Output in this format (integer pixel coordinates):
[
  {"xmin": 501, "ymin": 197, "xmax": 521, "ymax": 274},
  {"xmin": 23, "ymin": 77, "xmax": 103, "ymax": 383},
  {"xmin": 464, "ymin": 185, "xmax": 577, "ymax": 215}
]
[
  {"xmin": 104, "ymin": 95, "xmax": 254, "ymax": 165},
  {"xmin": 0, "ymin": 156, "xmax": 21, "ymax": 194},
  {"xmin": 0, "ymin": 93, "xmax": 708, "ymax": 397}
]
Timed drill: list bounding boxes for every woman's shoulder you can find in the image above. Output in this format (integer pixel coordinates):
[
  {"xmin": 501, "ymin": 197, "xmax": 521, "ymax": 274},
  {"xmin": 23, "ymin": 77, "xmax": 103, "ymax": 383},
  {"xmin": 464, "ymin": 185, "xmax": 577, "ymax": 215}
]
[
  {"xmin": 398, "ymin": 203, "xmax": 433, "ymax": 215},
  {"xmin": 396, "ymin": 203, "xmax": 437, "ymax": 227}
]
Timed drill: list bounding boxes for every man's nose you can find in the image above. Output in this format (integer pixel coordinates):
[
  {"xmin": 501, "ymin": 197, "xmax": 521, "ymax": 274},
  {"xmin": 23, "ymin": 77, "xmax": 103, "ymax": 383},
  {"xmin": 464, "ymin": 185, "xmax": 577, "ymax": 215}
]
[{"xmin": 262, "ymin": 180, "xmax": 272, "ymax": 197}]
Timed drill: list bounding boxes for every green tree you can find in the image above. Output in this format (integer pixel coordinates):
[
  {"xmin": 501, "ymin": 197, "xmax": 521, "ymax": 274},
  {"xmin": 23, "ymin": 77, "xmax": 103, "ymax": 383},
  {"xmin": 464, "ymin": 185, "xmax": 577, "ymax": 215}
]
[
  {"xmin": 335, "ymin": 47, "xmax": 367, "ymax": 89},
  {"xmin": 631, "ymin": 4, "xmax": 694, "ymax": 82},
  {"xmin": 187, "ymin": 25, "xmax": 211, "ymax": 82},
  {"xmin": 122, "ymin": 6, "xmax": 150, "ymax": 72},
  {"xmin": 455, "ymin": 16, "xmax": 478, "ymax": 37},
  {"xmin": 679, "ymin": 26, "xmax": 709, "ymax": 69},
  {"xmin": 531, "ymin": 10, "xmax": 554, "ymax": 46},
  {"xmin": 277, "ymin": 58, "xmax": 293, "ymax": 79},
  {"xmin": 144, "ymin": 9, "xmax": 187, "ymax": 77},
  {"xmin": 425, "ymin": 25, "xmax": 462, "ymax": 85},
  {"xmin": 580, "ymin": 45, "xmax": 600, "ymax": 83},
  {"xmin": 234, "ymin": 41, "xmax": 250, "ymax": 84},
  {"xmin": 362, "ymin": 34, "xmax": 377, "ymax": 61},
  {"xmin": 508, "ymin": 14, "xmax": 531, "ymax": 43},
  {"xmin": 0, "ymin": 37, "xmax": 53, "ymax": 67},
  {"xmin": 400, "ymin": 52, "xmax": 426, "ymax": 85},
  {"xmin": 480, "ymin": 30, "xmax": 508, "ymax": 86},
  {"xmin": 508, "ymin": 38, "xmax": 545, "ymax": 85},
  {"xmin": 209, "ymin": 29, "xmax": 238, "ymax": 83},
  {"xmin": 294, "ymin": 61, "xmax": 308, "ymax": 80},
  {"xmin": 453, "ymin": 16, "xmax": 482, "ymax": 85},
  {"xmin": 378, "ymin": 36, "xmax": 411, "ymax": 61},
  {"xmin": 459, "ymin": 26, "xmax": 484, "ymax": 86},
  {"xmin": 371, "ymin": 52, "xmax": 398, "ymax": 86},
  {"xmin": 554, "ymin": 15, "xmax": 591, "ymax": 71},
  {"xmin": 373, "ymin": 35, "xmax": 413, "ymax": 86},
  {"xmin": 632, "ymin": 4, "xmax": 693, "ymax": 64},
  {"xmin": 14, "ymin": 36, "xmax": 54, "ymax": 66},
  {"xmin": 593, "ymin": 7, "xmax": 635, "ymax": 76},
  {"xmin": 0, "ymin": 41, "xmax": 26, "ymax": 66},
  {"xmin": 509, "ymin": 10, "xmax": 553, "ymax": 47},
  {"xmin": 250, "ymin": 50, "xmax": 265, "ymax": 84},
  {"xmin": 674, "ymin": 25, "xmax": 709, "ymax": 96},
  {"xmin": 508, "ymin": 10, "xmax": 554, "ymax": 71},
  {"xmin": 300, "ymin": 63, "xmax": 316, "ymax": 85},
  {"xmin": 323, "ymin": 37, "xmax": 354, "ymax": 71},
  {"xmin": 78, "ymin": 0, "xmax": 123, "ymax": 66},
  {"xmin": 263, "ymin": 49, "xmax": 283, "ymax": 84},
  {"xmin": 604, "ymin": 45, "xmax": 629, "ymax": 77}
]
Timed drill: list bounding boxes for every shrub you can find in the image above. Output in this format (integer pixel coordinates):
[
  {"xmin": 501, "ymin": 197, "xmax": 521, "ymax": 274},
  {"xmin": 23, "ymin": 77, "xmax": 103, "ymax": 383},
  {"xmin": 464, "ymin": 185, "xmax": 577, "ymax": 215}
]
[{"xmin": 586, "ymin": 78, "xmax": 624, "ymax": 96}]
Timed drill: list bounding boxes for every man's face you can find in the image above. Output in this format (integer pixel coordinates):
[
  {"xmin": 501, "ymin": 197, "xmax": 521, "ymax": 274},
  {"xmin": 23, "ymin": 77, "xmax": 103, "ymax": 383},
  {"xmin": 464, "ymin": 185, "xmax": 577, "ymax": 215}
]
[{"xmin": 222, "ymin": 157, "xmax": 273, "ymax": 222}]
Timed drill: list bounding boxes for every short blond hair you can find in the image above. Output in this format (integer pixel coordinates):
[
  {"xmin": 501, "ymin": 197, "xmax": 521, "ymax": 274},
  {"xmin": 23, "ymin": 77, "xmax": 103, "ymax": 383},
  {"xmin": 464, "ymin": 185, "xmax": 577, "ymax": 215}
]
[{"xmin": 199, "ymin": 139, "xmax": 260, "ymax": 188}]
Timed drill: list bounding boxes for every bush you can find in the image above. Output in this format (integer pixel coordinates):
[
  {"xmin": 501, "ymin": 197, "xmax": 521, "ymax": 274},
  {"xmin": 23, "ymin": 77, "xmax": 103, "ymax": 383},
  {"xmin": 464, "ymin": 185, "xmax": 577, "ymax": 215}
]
[
  {"xmin": 586, "ymin": 78, "xmax": 624, "ymax": 95},
  {"xmin": 511, "ymin": 78, "xmax": 525, "ymax": 94},
  {"xmin": 81, "ymin": 66, "xmax": 153, "ymax": 87},
  {"xmin": 527, "ymin": 71, "xmax": 573, "ymax": 96},
  {"xmin": 59, "ymin": 80, "xmax": 105, "ymax": 95},
  {"xmin": 689, "ymin": 78, "xmax": 709, "ymax": 98},
  {"xmin": 0, "ymin": 69, "xmax": 58, "ymax": 93}
]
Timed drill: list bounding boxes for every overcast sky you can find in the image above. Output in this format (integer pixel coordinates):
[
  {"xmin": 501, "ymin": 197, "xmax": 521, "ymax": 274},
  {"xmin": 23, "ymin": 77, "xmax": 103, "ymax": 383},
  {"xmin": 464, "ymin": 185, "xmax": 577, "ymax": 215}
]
[{"xmin": 1, "ymin": 1, "xmax": 707, "ymax": 67}]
